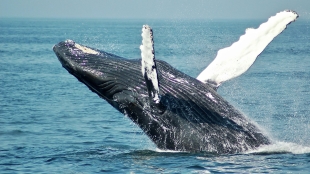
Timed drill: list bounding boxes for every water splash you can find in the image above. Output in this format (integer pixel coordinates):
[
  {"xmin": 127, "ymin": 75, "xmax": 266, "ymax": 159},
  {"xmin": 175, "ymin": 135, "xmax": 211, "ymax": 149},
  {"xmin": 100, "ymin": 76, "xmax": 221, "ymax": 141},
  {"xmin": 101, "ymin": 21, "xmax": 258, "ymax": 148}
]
[
  {"xmin": 155, "ymin": 148, "xmax": 184, "ymax": 153},
  {"xmin": 247, "ymin": 141, "xmax": 310, "ymax": 154}
]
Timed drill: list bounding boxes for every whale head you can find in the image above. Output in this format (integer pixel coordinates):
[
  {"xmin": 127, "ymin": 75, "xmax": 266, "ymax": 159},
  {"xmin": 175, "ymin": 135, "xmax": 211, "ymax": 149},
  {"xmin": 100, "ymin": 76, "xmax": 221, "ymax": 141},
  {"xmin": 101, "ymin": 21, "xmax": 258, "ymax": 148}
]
[
  {"xmin": 53, "ymin": 40, "xmax": 163, "ymax": 130},
  {"xmin": 53, "ymin": 40, "xmax": 143, "ymax": 107}
]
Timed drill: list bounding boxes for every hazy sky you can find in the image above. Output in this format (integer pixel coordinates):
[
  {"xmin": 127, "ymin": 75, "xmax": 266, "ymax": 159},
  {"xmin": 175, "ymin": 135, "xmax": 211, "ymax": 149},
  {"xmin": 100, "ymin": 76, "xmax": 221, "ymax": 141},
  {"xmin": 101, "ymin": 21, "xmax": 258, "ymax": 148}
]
[{"xmin": 1, "ymin": 0, "xmax": 310, "ymax": 19}]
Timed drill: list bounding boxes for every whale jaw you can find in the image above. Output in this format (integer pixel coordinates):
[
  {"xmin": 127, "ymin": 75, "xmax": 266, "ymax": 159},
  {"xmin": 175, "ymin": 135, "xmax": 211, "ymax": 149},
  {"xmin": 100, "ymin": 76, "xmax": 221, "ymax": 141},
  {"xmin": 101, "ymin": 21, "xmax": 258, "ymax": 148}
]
[{"xmin": 53, "ymin": 40, "xmax": 133, "ymax": 102}]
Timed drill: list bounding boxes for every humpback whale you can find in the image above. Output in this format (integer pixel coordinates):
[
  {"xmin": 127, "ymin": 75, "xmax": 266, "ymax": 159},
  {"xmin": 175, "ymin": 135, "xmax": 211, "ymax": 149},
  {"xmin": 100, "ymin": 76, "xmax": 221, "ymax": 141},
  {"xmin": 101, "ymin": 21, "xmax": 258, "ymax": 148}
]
[{"xmin": 53, "ymin": 10, "xmax": 298, "ymax": 153}]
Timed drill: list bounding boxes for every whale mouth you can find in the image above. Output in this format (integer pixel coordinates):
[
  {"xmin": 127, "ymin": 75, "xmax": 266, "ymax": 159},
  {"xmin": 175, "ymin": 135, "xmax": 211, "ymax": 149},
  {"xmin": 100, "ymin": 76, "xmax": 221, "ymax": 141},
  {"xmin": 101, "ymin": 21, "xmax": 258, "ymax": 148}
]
[{"xmin": 53, "ymin": 40, "xmax": 128, "ymax": 100}]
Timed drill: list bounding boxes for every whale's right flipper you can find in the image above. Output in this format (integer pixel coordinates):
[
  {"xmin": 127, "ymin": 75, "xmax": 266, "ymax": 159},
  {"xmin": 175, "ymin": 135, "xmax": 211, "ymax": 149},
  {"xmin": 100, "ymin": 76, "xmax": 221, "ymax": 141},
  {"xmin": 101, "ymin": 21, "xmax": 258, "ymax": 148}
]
[
  {"xmin": 140, "ymin": 25, "xmax": 161, "ymax": 104},
  {"xmin": 197, "ymin": 10, "xmax": 299, "ymax": 89}
]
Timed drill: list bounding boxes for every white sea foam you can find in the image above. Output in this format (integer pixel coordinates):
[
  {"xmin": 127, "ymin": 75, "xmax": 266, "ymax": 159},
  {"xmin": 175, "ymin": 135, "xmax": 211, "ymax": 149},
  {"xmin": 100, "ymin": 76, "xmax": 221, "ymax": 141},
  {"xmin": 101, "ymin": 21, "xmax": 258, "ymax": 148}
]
[
  {"xmin": 154, "ymin": 141, "xmax": 310, "ymax": 155},
  {"xmin": 247, "ymin": 141, "xmax": 310, "ymax": 154},
  {"xmin": 197, "ymin": 10, "xmax": 298, "ymax": 86},
  {"xmin": 155, "ymin": 148, "xmax": 184, "ymax": 153}
]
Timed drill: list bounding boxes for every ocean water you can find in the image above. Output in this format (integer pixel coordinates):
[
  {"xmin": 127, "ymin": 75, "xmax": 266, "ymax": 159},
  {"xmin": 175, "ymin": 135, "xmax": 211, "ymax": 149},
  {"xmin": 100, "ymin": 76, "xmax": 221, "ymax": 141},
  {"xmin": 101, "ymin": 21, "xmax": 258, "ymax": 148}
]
[{"xmin": 1, "ymin": 18, "xmax": 310, "ymax": 173}]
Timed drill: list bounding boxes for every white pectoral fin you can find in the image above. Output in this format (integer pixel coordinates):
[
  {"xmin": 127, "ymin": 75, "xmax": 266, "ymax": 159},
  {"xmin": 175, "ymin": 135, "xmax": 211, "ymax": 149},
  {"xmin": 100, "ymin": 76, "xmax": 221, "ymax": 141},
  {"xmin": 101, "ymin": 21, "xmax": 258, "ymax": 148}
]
[
  {"xmin": 197, "ymin": 10, "xmax": 298, "ymax": 87},
  {"xmin": 140, "ymin": 25, "xmax": 160, "ymax": 104}
]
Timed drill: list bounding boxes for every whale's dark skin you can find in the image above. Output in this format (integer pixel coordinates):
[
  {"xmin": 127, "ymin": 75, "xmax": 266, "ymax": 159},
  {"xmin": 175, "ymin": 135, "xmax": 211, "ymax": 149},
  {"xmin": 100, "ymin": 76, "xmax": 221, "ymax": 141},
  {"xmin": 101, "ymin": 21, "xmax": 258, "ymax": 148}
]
[{"xmin": 53, "ymin": 40, "xmax": 270, "ymax": 154}]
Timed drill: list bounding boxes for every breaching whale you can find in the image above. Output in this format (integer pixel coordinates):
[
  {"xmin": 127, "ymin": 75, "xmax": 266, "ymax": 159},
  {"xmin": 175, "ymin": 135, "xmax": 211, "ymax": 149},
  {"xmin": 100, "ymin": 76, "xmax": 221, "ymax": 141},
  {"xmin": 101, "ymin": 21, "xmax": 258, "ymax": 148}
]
[{"xmin": 53, "ymin": 10, "xmax": 298, "ymax": 153}]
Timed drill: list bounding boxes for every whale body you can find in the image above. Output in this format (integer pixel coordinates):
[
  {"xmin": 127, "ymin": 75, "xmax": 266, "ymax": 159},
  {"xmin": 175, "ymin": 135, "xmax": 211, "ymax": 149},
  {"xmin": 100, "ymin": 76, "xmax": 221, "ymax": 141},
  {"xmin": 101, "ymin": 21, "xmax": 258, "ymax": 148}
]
[
  {"xmin": 53, "ymin": 10, "xmax": 298, "ymax": 153},
  {"xmin": 53, "ymin": 40, "xmax": 270, "ymax": 153}
]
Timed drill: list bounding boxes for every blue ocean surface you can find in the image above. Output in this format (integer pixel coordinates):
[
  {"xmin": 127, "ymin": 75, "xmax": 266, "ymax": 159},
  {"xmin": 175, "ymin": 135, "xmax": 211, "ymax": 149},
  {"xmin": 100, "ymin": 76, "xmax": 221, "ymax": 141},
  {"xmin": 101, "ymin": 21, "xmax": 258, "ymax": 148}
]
[{"xmin": 1, "ymin": 18, "xmax": 310, "ymax": 173}]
